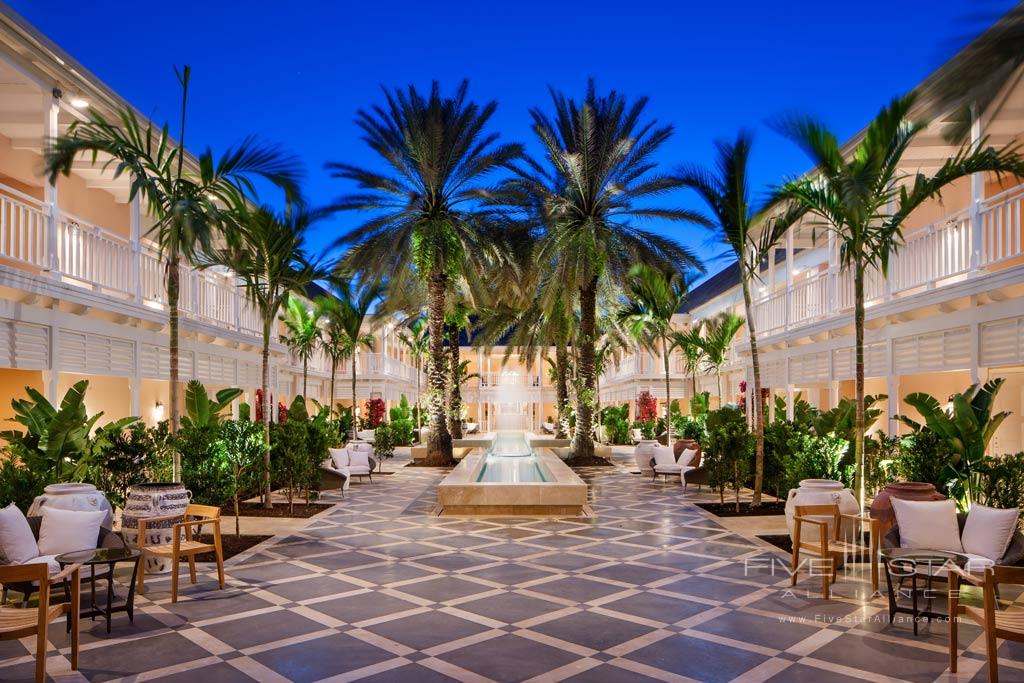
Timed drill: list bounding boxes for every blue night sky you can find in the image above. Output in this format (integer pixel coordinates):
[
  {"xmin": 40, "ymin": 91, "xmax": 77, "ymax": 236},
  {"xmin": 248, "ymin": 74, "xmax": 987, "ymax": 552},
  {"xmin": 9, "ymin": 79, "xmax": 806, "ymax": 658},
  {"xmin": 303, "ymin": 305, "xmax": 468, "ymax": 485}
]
[{"xmin": 7, "ymin": 0, "xmax": 1018, "ymax": 282}]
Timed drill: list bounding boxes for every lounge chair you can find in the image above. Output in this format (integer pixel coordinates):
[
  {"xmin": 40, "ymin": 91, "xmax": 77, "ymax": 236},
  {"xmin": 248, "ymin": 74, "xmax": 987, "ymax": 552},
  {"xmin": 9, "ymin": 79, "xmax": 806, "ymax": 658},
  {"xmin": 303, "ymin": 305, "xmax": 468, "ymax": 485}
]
[
  {"xmin": 324, "ymin": 443, "xmax": 377, "ymax": 488},
  {"xmin": 949, "ymin": 564, "xmax": 1024, "ymax": 682}
]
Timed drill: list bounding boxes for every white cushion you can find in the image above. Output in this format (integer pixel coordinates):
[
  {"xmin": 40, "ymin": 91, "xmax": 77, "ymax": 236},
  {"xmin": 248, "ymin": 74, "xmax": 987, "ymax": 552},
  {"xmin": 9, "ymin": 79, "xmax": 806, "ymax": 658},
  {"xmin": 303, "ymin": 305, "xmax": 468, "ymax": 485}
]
[
  {"xmin": 37, "ymin": 507, "xmax": 105, "ymax": 557},
  {"xmin": 652, "ymin": 446, "xmax": 676, "ymax": 467},
  {"xmin": 892, "ymin": 498, "xmax": 964, "ymax": 553},
  {"xmin": 962, "ymin": 504, "xmax": 1019, "ymax": 561},
  {"xmin": 347, "ymin": 466, "xmax": 372, "ymax": 476},
  {"xmin": 655, "ymin": 464, "xmax": 683, "ymax": 474},
  {"xmin": 329, "ymin": 447, "xmax": 349, "ymax": 469},
  {"xmin": 679, "ymin": 448, "xmax": 698, "ymax": 466},
  {"xmin": 348, "ymin": 450, "xmax": 370, "ymax": 470},
  {"xmin": 0, "ymin": 503, "xmax": 39, "ymax": 565},
  {"xmin": 20, "ymin": 554, "xmax": 61, "ymax": 577}
]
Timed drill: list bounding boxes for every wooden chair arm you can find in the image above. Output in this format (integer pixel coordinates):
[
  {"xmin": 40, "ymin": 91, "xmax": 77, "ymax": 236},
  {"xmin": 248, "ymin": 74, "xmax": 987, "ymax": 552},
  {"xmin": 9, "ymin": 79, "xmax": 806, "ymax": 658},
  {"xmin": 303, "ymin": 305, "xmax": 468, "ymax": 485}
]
[
  {"xmin": 137, "ymin": 513, "xmax": 184, "ymax": 531},
  {"xmin": 948, "ymin": 564, "xmax": 984, "ymax": 587},
  {"xmin": 51, "ymin": 562, "xmax": 82, "ymax": 584},
  {"xmin": 793, "ymin": 516, "xmax": 829, "ymax": 528},
  {"xmin": 173, "ymin": 517, "xmax": 218, "ymax": 533}
]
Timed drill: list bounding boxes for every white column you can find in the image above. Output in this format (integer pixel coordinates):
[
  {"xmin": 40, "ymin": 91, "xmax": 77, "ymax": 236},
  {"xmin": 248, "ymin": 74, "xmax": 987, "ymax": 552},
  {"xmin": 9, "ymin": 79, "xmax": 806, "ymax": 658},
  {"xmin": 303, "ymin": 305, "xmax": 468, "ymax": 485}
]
[
  {"xmin": 827, "ymin": 230, "xmax": 838, "ymax": 312},
  {"xmin": 130, "ymin": 192, "xmax": 142, "ymax": 302},
  {"xmin": 969, "ymin": 102, "xmax": 985, "ymax": 273},
  {"xmin": 970, "ymin": 321, "xmax": 982, "ymax": 384},
  {"xmin": 830, "ymin": 381, "xmax": 840, "ymax": 410},
  {"xmin": 886, "ymin": 375, "xmax": 900, "ymax": 436},
  {"xmin": 44, "ymin": 326, "xmax": 60, "ymax": 404},
  {"xmin": 768, "ymin": 248, "xmax": 777, "ymax": 294},
  {"xmin": 130, "ymin": 340, "xmax": 141, "ymax": 418},
  {"xmin": 785, "ymin": 230, "xmax": 794, "ymax": 329},
  {"xmin": 44, "ymin": 91, "xmax": 61, "ymax": 278}
]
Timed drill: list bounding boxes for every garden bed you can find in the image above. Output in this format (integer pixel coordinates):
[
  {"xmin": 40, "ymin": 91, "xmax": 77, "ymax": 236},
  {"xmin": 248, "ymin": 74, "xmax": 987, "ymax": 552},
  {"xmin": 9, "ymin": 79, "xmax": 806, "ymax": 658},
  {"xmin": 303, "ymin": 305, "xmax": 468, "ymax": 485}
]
[
  {"xmin": 696, "ymin": 501, "xmax": 786, "ymax": 517},
  {"xmin": 195, "ymin": 533, "xmax": 272, "ymax": 561},
  {"xmin": 564, "ymin": 456, "xmax": 615, "ymax": 467},
  {"xmin": 223, "ymin": 502, "xmax": 332, "ymax": 518}
]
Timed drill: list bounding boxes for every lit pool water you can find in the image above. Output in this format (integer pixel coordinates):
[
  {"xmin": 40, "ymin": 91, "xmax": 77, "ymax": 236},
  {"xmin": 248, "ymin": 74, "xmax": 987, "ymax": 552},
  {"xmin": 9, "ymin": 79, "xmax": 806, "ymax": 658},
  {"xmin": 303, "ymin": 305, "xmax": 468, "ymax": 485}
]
[{"xmin": 475, "ymin": 432, "xmax": 551, "ymax": 483}]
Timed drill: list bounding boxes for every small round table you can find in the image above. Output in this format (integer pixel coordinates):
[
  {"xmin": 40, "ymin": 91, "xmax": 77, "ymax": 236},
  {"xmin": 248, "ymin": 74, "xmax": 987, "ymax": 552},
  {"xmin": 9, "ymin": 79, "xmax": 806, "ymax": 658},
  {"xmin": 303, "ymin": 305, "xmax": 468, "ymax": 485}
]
[
  {"xmin": 56, "ymin": 547, "xmax": 142, "ymax": 634},
  {"xmin": 881, "ymin": 548, "xmax": 969, "ymax": 635}
]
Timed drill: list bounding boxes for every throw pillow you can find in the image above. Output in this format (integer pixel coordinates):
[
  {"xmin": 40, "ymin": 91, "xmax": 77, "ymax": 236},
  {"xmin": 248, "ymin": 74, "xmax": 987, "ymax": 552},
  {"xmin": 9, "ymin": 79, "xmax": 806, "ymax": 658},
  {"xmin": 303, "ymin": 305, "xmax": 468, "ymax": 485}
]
[
  {"xmin": 891, "ymin": 498, "xmax": 964, "ymax": 553},
  {"xmin": 348, "ymin": 450, "xmax": 370, "ymax": 469},
  {"xmin": 0, "ymin": 503, "xmax": 39, "ymax": 565},
  {"xmin": 37, "ymin": 507, "xmax": 105, "ymax": 557},
  {"xmin": 652, "ymin": 446, "xmax": 676, "ymax": 467},
  {"xmin": 680, "ymin": 448, "xmax": 698, "ymax": 466},
  {"xmin": 329, "ymin": 447, "xmax": 349, "ymax": 470},
  {"xmin": 962, "ymin": 504, "xmax": 1020, "ymax": 561}
]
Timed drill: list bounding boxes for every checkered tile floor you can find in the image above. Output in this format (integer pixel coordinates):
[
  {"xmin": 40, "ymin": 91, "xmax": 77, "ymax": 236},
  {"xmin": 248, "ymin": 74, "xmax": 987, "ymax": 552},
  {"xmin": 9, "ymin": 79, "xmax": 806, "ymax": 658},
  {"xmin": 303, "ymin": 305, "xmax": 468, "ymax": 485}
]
[{"xmin": 2, "ymin": 451, "xmax": 1021, "ymax": 682}]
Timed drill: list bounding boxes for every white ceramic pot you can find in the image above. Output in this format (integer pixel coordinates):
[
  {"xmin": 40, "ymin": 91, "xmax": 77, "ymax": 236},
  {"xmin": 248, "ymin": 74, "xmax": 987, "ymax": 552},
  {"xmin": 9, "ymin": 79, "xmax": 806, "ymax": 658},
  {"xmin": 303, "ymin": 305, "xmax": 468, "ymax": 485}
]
[
  {"xmin": 785, "ymin": 479, "xmax": 860, "ymax": 542},
  {"xmin": 633, "ymin": 440, "xmax": 659, "ymax": 474},
  {"xmin": 122, "ymin": 483, "xmax": 192, "ymax": 574},
  {"xmin": 28, "ymin": 483, "xmax": 114, "ymax": 528}
]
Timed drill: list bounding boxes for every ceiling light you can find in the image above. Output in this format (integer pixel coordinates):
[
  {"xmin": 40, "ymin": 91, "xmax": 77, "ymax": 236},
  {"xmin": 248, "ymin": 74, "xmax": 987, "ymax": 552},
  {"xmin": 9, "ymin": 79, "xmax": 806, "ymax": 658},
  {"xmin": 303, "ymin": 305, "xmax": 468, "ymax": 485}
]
[{"xmin": 70, "ymin": 97, "xmax": 89, "ymax": 109}]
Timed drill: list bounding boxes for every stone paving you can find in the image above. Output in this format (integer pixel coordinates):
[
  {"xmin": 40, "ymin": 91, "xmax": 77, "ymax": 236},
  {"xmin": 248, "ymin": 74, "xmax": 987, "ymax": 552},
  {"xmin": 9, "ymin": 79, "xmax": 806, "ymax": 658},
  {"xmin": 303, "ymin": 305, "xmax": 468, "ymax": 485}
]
[{"xmin": 1, "ymin": 452, "xmax": 1021, "ymax": 682}]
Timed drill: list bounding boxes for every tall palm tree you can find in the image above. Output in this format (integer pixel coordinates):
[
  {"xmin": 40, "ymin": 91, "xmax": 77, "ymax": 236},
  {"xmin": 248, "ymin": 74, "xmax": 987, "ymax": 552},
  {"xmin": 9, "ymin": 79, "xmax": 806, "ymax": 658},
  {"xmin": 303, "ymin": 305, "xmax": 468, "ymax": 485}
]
[
  {"xmin": 506, "ymin": 81, "xmax": 708, "ymax": 461},
  {"xmin": 445, "ymin": 301, "xmax": 474, "ymax": 439},
  {"xmin": 618, "ymin": 264, "xmax": 689, "ymax": 448},
  {"xmin": 324, "ymin": 276, "xmax": 384, "ymax": 441},
  {"xmin": 697, "ymin": 312, "xmax": 745, "ymax": 408},
  {"xmin": 672, "ymin": 324, "xmax": 706, "ymax": 408},
  {"xmin": 676, "ymin": 132, "xmax": 803, "ymax": 505},
  {"xmin": 776, "ymin": 92, "xmax": 1024, "ymax": 508},
  {"xmin": 218, "ymin": 204, "xmax": 320, "ymax": 507},
  {"xmin": 396, "ymin": 317, "xmax": 430, "ymax": 431},
  {"xmin": 44, "ymin": 66, "xmax": 301, "ymax": 479},
  {"xmin": 329, "ymin": 81, "xmax": 522, "ymax": 466},
  {"xmin": 279, "ymin": 296, "xmax": 322, "ymax": 399}
]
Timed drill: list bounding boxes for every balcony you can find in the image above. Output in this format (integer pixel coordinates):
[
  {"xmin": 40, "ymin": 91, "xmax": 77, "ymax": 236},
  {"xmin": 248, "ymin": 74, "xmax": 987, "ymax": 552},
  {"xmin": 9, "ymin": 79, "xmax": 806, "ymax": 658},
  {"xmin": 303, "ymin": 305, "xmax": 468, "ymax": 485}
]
[
  {"xmin": 0, "ymin": 182, "xmax": 262, "ymax": 338},
  {"xmin": 752, "ymin": 185, "xmax": 1023, "ymax": 337}
]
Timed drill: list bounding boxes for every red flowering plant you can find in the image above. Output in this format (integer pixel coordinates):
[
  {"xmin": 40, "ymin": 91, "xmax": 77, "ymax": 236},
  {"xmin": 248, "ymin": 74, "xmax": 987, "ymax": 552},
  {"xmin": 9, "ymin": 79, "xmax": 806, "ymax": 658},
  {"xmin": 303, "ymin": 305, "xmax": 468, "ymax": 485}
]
[
  {"xmin": 363, "ymin": 398, "xmax": 386, "ymax": 429},
  {"xmin": 277, "ymin": 400, "xmax": 288, "ymax": 423},
  {"xmin": 633, "ymin": 391, "xmax": 660, "ymax": 439}
]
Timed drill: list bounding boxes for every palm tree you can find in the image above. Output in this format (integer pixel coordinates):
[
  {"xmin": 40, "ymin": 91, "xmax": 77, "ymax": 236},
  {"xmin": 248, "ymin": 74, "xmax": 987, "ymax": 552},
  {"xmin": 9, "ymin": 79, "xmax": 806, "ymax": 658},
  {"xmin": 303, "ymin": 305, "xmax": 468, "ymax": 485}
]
[
  {"xmin": 279, "ymin": 296, "xmax": 322, "ymax": 400},
  {"xmin": 323, "ymin": 276, "xmax": 384, "ymax": 441},
  {"xmin": 396, "ymin": 317, "xmax": 430, "ymax": 431},
  {"xmin": 218, "ymin": 204, "xmax": 320, "ymax": 507},
  {"xmin": 445, "ymin": 301, "xmax": 474, "ymax": 439},
  {"xmin": 672, "ymin": 324, "xmax": 706, "ymax": 407},
  {"xmin": 676, "ymin": 132, "xmax": 803, "ymax": 505},
  {"xmin": 776, "ymin": 92, "xmax": 1024, "ymax": 508},
  {"xmin": 43, "ymin": 66, "xmax": 301, "ymax": 480},
  {"xmin": 506, "ymin": 81, "xmax": 707, "ymax": 462},
  {"xmin": 329, "ymin": 81, "xmax": 522, "ymax": 466},
  {"xmin": 697, "ymin": 312, "xmax": 745, "ymax": 408},
  {"xmin": 618, "ymin": 264, "xmax": 689, "ymax": 448}
]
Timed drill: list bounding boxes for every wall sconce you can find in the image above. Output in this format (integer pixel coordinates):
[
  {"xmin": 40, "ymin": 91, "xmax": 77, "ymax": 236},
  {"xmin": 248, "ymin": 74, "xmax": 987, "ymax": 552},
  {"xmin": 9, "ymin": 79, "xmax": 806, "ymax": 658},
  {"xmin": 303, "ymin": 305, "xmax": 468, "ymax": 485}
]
[{"xmin": 153, "ymin": 401, "xmax": 165, "ymax": 422}]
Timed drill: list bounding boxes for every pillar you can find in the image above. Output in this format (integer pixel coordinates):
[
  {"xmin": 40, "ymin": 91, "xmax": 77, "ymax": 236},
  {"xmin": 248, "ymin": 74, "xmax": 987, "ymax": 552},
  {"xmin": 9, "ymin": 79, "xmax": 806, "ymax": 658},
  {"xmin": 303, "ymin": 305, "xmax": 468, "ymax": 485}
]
[
  {"xmin": 44, "ymin": 90, "xmax": 61, "ymax": 278},
  {"xmin": 130, "ymin": 191, "xmax": 142, "ymax": 302},
  {"xmin": 969, "ymin": 102, "xmax": 985, "ymax": 273}
]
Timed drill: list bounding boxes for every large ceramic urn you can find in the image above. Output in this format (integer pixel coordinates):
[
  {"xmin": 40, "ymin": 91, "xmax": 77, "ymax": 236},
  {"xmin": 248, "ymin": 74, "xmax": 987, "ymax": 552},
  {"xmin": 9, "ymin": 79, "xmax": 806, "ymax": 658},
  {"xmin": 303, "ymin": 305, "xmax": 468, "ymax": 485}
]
[
  {"xmin": 27, "ymin": 483, "xmax": 114, "ymax": 529},
  {"xmin": 122, "ymin": 483, "xmax": 192, "ymax": 574},
  {"xmin": 633, "ymin": 440, "xmax": 659, "ymax": 474},
  {"xmin": 785, "ymin": 479, "xmax": 860, "ymax": 542},
  {"xmin": 870, "ymin": 482, "xmax": 946, "ymax": 536}
]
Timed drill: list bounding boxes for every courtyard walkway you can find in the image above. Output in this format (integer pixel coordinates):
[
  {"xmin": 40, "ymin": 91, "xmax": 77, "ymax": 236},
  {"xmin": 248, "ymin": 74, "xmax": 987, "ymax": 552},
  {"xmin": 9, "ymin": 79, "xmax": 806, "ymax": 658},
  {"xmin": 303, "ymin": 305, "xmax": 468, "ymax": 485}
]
[{"xmin": 0, "ymin": 454, "xmax": 1020, "ymax": 682}]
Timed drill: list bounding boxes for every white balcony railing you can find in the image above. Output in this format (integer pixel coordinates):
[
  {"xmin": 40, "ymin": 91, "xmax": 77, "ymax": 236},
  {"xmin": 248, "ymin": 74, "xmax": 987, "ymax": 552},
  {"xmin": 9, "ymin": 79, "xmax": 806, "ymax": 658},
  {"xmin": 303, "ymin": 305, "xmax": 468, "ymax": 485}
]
[
  {"xmin": 480, "ymin": 372, "xmax": 541, "ymax": 388},
  {"xmin": 0, "ymin": 182, "xmax": 263, "ymax": 338},
  {"xmin": 751, "ymin": 186, "xmax": 1023, "ymax": 337}
]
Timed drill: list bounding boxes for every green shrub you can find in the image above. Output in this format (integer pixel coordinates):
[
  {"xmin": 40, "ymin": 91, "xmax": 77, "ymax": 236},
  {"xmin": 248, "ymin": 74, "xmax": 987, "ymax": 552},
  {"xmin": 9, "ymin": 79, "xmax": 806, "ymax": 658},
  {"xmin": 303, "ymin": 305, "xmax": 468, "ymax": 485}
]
[
  {"xmin": 373, "ymin": 422, "xmax": 398, "ymax": 464},
  {"xmin": 0, "ymin": 458, "xmax": 46, "ymax": 512},
  {"xmin": 600, "ymin": 404, "xmax": 630, "ymax": 444},
  {"xmin": 87, "ymin": 422, "xmax": 173, "ymax": 508},
  {"xmin": 703, "ymin": 406, "xmax": 753, "ymax": 509},
  {"xmin": 220, "ymin": 419, "xmax": 265, "ymax": 536},
  {"xmin": 781, "ymin": 431, "xmax": 850, "ymax": 492},
  {"xmin": 177, "ymin": 423, "xmax": 232, "ymax": 508},
  {"xmin": 889, "ymin": 430, "xmax": 953, "ymax": 494},
  {"xmin": 633, "ymin": 420, "xmax": 658, "ymax": 440},
  {"xmin": 975, "ymin": 452, "xmax": 1024, "ymax": 512},
  {"xmin": 763, "ymin": 419, "xmax": 796, "ymax": 498}
]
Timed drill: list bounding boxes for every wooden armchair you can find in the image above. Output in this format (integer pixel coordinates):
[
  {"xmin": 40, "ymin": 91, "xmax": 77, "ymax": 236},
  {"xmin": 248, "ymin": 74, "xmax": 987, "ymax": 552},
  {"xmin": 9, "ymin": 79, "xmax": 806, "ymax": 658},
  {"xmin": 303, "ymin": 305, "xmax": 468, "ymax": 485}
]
[
  {"xmin": 0, "ymin": 562, "xmax": 81, "ymax": 682},
  {"xmin": 949, "ymin": 564, "xmax": 1024, "ymax": 682},
  {"xmin": 791, "ymin": 504, "xmax": 879, "ymax": 599},
  {"xmin": 136, "ymin": 504, "xmax": 224, "ymax": 603}
]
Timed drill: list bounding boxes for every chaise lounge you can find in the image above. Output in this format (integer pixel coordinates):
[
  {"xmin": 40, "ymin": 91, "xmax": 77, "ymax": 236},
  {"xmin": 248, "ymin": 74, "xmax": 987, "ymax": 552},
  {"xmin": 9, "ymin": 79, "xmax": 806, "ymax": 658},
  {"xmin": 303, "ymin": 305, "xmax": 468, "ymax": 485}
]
[{"xmin": 322, "ymin": 441, "xmax": 377, "ymax": 491}]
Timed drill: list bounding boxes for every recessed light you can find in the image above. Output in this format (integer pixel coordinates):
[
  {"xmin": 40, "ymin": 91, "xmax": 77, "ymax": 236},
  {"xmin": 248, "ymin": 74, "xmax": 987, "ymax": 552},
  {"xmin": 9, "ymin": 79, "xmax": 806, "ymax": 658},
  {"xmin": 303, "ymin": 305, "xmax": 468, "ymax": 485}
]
[{"xmin": 70, "ymin": 97, "xmax": 89, "ymax": 109}]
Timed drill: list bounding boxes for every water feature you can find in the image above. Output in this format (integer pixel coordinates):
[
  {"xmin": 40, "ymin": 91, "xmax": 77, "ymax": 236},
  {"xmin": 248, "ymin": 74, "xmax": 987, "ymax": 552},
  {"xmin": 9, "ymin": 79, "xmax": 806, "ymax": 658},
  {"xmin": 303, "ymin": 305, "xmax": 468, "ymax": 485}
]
[{"xmin": 475, "ymin": 432, "xmax": 551, "ymax": 483}]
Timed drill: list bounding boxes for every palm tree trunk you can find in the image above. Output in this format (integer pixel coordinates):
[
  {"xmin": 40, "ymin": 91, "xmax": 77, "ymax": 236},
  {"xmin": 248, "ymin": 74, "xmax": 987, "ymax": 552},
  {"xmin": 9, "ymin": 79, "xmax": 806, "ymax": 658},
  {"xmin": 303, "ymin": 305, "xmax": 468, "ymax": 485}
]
[
  {"xmin": 448, "ymin": 326, "xmax": 463, "ymax": 439},
  {"xmin": 329, "ymin": 360, "xmax": 337, "ymax": 425},
  {"xmin": 302, "ymin": 358, "xmax": 308, "ymax": 400},
  {"xmin": 260, "ymin": 322, "xmax": 272, "ymax": 509},
  {"xmin": 167, "ymin": 256, "xmax": 181, "ymax": 481},
  {"xmin": 742, "ymin": 275, "xmax": 766, "ymax": 507},
  {"xmin": 351, "ymin": 356, "xmax": 358, "ymax": 442},
  {"xmin": 663, "ymin": 334, "xmax": 672, "ymax": 448},
  {"xmin": 415, "ymin": 360, "xmax": 422, "ymax": 432},
  {"xmin": 555, "ymin": 342, "xmax": 569, "ymax": 439},
  {"xmin": 717, "ymin": 371, "xmax": 724, "ymax": 408},
  {"xmin": 425, "ymin": 275, "xmax": 453, "ymax": 465},
  {"xmin": 854, "ymin": 265, "xmax": 866, "ymax": 510},
  {"xmin": 571, "ymin": 277, "xmax": 597, "ymax": 461}
]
